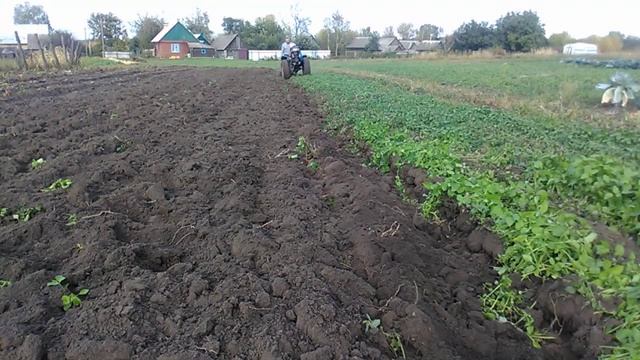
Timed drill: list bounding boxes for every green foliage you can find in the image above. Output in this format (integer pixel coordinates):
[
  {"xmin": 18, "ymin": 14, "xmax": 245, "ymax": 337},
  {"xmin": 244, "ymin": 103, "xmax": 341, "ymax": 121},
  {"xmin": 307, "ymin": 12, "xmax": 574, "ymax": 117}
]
[
  {"xmin": 132, "ymin": 15, "xmax": 165, "ymax": 50},
  {"xmin": 289, "ymin": 136, "xmax": 316, "ymax": 161},
  {"xmin": 0, "ymin": 208, "xmax": 7, "ymax": 219},
  {"xmin": 47, "ymin": 275, "xmax": 89, "ymax": 311},
  {"xmin": 307, "ymin": 160, "xmax": 320, "ymax": 171},
  {"xmin": 548, "ymin": 32, "xmax": 575, "ymax": 51},
  {"xmin": 365, "ymin": 33, "xmax": 381, "ymax": 52},
  {"xmin": 31, "ymin": 158, "xmax": 45, "ymax": 170},
  {"xmin": 296, "ymin": 72, "xmax": 640, "ymax": 358},
  {"xmin": 66, "ymin": 213, "xmax": 78, "ymax": 227},
  {"xmin": 182, "ymin": 8, "xmax": 212, "ymax": 40},
  {"xmin": 362, "ymin": 314, "xmax": 381, "ymax": 333},
  {"xmin": 596, "ymin": 72, "xmax": 640, "ymax": 107},
  {"xmin": 43, "ymin": 178, "xmax": 72, "ymax": 192},
  {"xmin": 452, "ymin": 21, "xmax": 496, "ymax": 51},
  {"xmin": 87, "ymin": 12, "xmax": 125, "ymax": 48},
  {"xmin": 312, "ymin": 58, "xmax": 640, "ymax": 115},
  {"xmin": 12, "ymin": 205, "xmax": 44, "ymax": 222},
  {"xmin": 0, "ymin": 279, "xmax": 11, "ymax": 288},
  {"xmin": 417, "ymin": 24, "xmax": 443, "ymax": 41},
  {"xmin": 363, "ymin": 315, "xmax": 405, "ymax": 359},
  {"xmin": 495, "ymin": 11, "xmax": 547, "ymax": 52},
  {"xmin": 13, "ymin": 2, "xmax": 49, "ymax": 25},
  {"xmin": 382, "ymin": 329, "xmax": 406, "ymax": 359}
]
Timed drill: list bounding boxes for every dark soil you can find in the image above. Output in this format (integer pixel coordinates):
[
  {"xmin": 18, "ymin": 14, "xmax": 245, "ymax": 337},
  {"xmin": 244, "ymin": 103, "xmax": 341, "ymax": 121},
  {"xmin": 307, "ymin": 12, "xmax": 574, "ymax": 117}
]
[{"xmin": 0, "ymin": 67, "xmax": 593, "ymax": 359}]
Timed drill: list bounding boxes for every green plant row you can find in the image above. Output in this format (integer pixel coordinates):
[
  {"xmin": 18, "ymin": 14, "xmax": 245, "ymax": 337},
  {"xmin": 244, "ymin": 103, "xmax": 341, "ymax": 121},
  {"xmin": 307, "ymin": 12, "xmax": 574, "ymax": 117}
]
[
  {"xmin": 295, "ymin": 73, "xmax": 640, "ymax": 358},
  {"xmin": 299, "ymin": 73, "xmax": 639, "ymax": 239}
]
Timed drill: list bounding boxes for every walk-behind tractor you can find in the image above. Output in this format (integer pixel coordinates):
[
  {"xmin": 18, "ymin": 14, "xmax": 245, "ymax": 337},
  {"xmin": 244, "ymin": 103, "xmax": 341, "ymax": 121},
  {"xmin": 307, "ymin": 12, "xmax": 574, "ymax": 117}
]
[{"xmin": 281, "ymin": 46, "xmax": 310, "ymax": 79}]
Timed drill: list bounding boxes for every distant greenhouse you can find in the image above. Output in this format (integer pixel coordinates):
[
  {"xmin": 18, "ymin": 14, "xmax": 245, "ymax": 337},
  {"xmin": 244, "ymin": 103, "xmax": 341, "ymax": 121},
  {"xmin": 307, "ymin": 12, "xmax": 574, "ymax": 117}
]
[{"xmin": 563, "ymin": 42, "xmax": 598, "ymax": 55}]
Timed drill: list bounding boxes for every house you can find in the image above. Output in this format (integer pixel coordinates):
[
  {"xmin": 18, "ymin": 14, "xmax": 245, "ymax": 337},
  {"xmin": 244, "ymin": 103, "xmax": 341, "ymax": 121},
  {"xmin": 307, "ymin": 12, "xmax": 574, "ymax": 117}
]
[
  {"xmin": 345, "ymin": 37, "xmax": 373, "ymax": 56},
  {"xmin": 189, "ymin": 42, "xmax": 215, "ymax": 57},
  {"xmin": 563, "ymin": 42, "xmax": 598, "ymax": 55},
  {"xmin": 378, "ymin": 37, "xmax": 405, "ymax": 52},
  {"xmin": 415, "ymin": 40, "xmax": 442, "ymax": 53},
  {"xmin": 345, "ymin": 36, "xmax": 406, "ymax": 56},
  {"xmin": 151, "ymin": 21, "xmax": 203, "ymax": 58},
  {"xmin": 400, "ymin": 40, "xmax": 419, "ymax": 53},
  {"xmin": 0, "ymin": 24, "xmax": 49, "ymax": 57},
  {"xmin": 212, "ymin": 34, "xmax": 247, "ymax": 59},
  {"xmin": 194, "ymin": 33, "xmax": 211, "ymax": 45}
]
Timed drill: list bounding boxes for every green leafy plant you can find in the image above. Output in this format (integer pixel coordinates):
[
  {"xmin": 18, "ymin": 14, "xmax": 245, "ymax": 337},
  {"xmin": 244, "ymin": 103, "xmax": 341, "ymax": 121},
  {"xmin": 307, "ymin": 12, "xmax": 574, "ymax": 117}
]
[
  {"xmin": 47, "ymin": 275, "xmax": 89, "ymax": 311},
  {"xmin": 115, "ymin": 143, "xmax": 127, "ymax": 153},
  {"xmin": 43, "ymin": 178, "xmax": 72, "ymax": 192},
  {"xmin": 0, "ymin": 279, "xmax": 11, "ymax": 288},
  {"xmin": 12, "ymin": 206, "xmax": 44, "ymax": 222},
  {"xmin": 307, "ymin": 160, "xmax": 319, "ymax": 171},
  {"xmin": 363, "ymin": 314, "xmax": 381, "ymax": 333},
  {"xmin": 363, "ymin": 315, "xmax": 405, "ymax": 359},
  {"xmin": 0, "ymin": 207, "xmax": 7, "ymax": 219},
  {"xmin": 31, "ymin": 158, "xmax": 46, "ymax": 170},
  {"xmin": 297, "ymin": 72, "xmax": 640, "ymax": 358},
  {"xmin": 596, "ymin": 72, "xmax": 640, "ymax": 108},
  {"xmin": 382, "ymin": 329, "xmax": 406, "ymax": 359},
  {"xmin": 66, "ymin": 213, "xmax": 78, "ymax": 227}
]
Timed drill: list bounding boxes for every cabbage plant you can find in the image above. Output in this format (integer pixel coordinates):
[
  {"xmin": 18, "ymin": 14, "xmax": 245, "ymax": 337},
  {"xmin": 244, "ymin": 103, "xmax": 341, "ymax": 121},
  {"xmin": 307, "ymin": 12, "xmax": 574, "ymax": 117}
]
[{"xmin": 596, "ymin": 72, "xmax": 640, "ymax": 107}]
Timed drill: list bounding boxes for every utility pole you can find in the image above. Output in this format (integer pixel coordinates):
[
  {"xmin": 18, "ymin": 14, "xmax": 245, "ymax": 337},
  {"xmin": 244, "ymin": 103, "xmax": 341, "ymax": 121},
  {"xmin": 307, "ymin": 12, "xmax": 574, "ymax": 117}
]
[{"xmin": 100, "ymin": 18, "xmax": 105, "ymax": 57}]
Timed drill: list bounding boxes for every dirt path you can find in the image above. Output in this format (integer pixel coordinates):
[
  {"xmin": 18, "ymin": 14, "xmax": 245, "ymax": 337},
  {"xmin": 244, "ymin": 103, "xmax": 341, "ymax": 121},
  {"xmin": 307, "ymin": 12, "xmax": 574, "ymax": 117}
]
[{"xmin": 1, "ymin": 68, "xmax": 542, "ymax": 359}]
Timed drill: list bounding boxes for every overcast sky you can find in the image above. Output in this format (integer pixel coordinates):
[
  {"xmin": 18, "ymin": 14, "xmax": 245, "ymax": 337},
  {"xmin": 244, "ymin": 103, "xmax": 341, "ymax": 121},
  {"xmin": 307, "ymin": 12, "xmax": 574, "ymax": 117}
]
[{"xmin": 0, "ymin": 0, "xmax": 637, "ymax": 39}]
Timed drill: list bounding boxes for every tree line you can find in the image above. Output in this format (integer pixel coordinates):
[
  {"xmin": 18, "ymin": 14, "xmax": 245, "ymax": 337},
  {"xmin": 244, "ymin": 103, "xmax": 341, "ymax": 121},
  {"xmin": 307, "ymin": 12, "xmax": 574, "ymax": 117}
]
[{"xmin": 13, "ymin": 2, "xmax": 640, "ymax": 56}]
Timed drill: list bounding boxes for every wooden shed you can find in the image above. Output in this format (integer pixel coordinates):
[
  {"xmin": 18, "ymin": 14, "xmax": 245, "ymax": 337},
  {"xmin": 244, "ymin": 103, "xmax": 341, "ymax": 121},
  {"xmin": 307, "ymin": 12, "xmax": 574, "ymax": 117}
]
[{"xmin": 212, "ymin": 34, "xmax": 247, "ymax": 59}]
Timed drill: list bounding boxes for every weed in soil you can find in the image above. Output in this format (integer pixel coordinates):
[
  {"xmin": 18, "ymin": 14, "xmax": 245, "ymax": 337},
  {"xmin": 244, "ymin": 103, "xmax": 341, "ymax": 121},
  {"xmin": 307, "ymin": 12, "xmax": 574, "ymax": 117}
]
[
  {"xmin": 31, "ymin": 158, "xmax": 46, "ymax": 170},
  {"xmin": 43, "ymin": 178, "xmax": 72, "ymax": 192},
  {"xmin": 47, "ymin": 275, "xmax": 90, "ymax": 311}
]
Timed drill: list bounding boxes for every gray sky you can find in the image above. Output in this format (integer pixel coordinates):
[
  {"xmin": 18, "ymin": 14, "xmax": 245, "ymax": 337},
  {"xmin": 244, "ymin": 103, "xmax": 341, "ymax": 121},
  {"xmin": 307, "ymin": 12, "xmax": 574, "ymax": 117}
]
[{"xmin": 1, "ymin": 0, "xmax": 637, "ymax": 39}]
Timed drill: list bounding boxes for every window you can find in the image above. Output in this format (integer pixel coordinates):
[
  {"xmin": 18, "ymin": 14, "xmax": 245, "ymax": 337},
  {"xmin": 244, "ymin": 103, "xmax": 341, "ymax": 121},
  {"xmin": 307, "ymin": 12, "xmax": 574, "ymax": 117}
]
[
  {"xmin": 170, "ymin": 43, "xmax": 180, "ymax": 53},
  {"xmin": 201, "ymin": 48, "xmax": 207, "ymax": 55}
]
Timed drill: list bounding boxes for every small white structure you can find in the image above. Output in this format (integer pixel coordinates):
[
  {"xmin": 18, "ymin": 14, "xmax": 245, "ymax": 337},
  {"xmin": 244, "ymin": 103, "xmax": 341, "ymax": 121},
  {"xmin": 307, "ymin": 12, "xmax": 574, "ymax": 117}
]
[
  {"xmin": 249, "ymin": 49, "xmax": 330, "ymax": 61},
  {"xmin": 563, "ymin": 42, "xmax": 598, "ymax": 55}
]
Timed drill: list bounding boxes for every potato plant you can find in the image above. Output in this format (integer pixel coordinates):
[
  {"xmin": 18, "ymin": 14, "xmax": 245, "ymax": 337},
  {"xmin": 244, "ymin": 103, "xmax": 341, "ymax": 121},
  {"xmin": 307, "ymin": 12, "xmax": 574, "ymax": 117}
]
[{"xmin": 297, "ymin": 72, "xmax": 640, "ymax": 358}]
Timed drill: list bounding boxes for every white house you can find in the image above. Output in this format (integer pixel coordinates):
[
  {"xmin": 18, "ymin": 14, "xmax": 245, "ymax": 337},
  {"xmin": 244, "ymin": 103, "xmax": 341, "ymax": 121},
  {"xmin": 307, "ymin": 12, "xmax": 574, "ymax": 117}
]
[{"xmin": 563, "ymin": 42, "xmax": 598, "ymax": 55}]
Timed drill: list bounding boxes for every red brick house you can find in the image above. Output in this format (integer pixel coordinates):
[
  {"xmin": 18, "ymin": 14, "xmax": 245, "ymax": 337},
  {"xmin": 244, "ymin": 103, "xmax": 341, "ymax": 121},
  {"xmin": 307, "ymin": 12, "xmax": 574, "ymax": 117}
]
[{"xmin": 151, "ymin": 21, "xmax": 201, "ymax": 59}]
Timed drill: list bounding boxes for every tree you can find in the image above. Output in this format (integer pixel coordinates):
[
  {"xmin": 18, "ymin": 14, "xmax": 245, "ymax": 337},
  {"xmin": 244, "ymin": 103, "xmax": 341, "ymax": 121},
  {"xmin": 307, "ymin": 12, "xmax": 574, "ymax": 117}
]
[
  {"xmin": 452, "ymin": 20, "xmax": 496, "ymax": 51},
  {"xmin": 623, "ymin": 36, "xmax": 640, "ymax": 51},
  {"xmin": 132, "ymin": 15, "xmax": 165, "ymax": 50},
  {"xmin": 222, "ymin": 17, "xmax": 249, "ymax": 34},
  {"xmin": 13, "ymin": 2, "xmax": 49, "ymax": 25},
  {"xmin": 417, "ymin": 24, "xmax": 443, "ymax": 41},
  {"xmin": 548, "ymin": 32, "xmax": 574, "ymax": 51},
  {"xmin": 383, "ymin": 26, "xmax": 395, "ymax": 37},
  {"xmin": 50, "ymin": 29, "xmax": 73, "ymax": 48},
  {"xmin": 88, "ymin": 12, "xmax": 126, "ymax": 50},
  {"xmin": 598, "ymin": 31, "xmax": 624, "ymax": 53},
  {"xmin": 397, "ymin": 23, "xmax": 415, "ymax": 40},
  {"xmin": 315, "ymin": 28, "xmax": 330, "ymax": 50},
  {"xmin": 324, "ymin": 11, "xmax": 351, "ymax": 56},
  {"xmin": 495, "ymin": 10, "xmax": 547, "ymax": 52},
  {"xmin": 183, "ymin": 8, "xmax": 212, "ymax": 40},
  {"xmin": 364, "ymin": 32, "xmax": 380, "ymax": 52},
  {"xmin": 242, "ymin": 15, "xmax": 286, "ymax": 50}
]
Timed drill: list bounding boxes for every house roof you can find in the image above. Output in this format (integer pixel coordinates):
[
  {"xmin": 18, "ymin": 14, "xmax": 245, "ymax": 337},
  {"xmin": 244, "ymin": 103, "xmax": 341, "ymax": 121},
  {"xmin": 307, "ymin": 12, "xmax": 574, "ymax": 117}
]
[
  {"xmin": 0, "ymin": 24, "xmax": 49, "ymax": 45},
  {"xmin": 415, "ymin": 40, "xmax": 442, "ymax": 52},
  {"xmin": 195, "ymin": 33, "xmax": 211, "ymax": 45},
  {"xmin": 188, "ymin": 42, "xmax": 214, "ymax": 49},
  {"xmin": 379, "ymin": 37, "xmax": 405, "ymax": 52},
  {"xmin": 212, "ymin": 34, "xmax": 239, "ymax": 51},
  {"xmin": 346, "ymin": 37, "xmax": 371, "ymax": 49},
  {"xmin": 400, "ymin": 40, "xmax": 417, "ymax": 50},
  {"xmin": 151, "ymin": 22, "xmax": 198, "ymax": 43}
]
